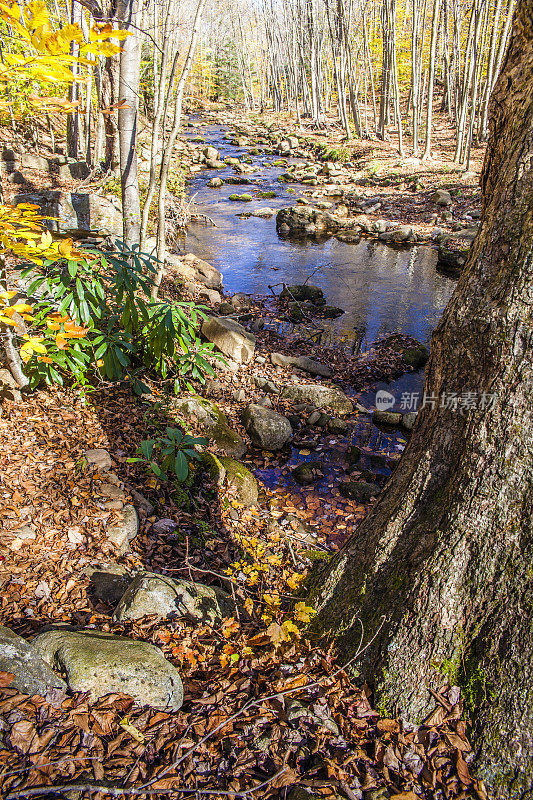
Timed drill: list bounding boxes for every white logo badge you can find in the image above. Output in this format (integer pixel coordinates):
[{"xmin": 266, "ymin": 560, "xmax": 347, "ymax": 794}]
[{"xmin": 375, "ymin": 390, "xmax": 395, "ymax": 411}]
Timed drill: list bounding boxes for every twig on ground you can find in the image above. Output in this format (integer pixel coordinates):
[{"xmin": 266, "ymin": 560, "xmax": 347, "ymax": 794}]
[{"xmin": 136, "ymin": 615, "xmax": 386, "ymax": 793}]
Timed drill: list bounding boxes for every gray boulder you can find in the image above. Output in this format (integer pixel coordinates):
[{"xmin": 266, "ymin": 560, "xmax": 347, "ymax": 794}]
[
  {"xmin": 113, "ymin": 572, "xmax": 233, "ymax": 625},
  {"xmin": 276, "ymin": 206, "xmax": 343, "ymax": 236},
  {"xmin": 282, "ymin": 384, "xmax": 353, "ymax": 415},
  {"xmin": 208, "ymin": 177, "xmax": 224, "ymax": 188},
  {"xmin": 0, "ymin": 625, "xmax": 66, "ymax": 698},
  {"xmin": 83, "ymin": 448, "xmax": 113, "ymax": 470},
  {"xmin": 378, "ymin": 225, "xmax": 415, "ymax": 244},
  {"xmin": 201, "ymin": 316, "xmax": 255, "ymax": 363},
  {"xmin": 13, "ymin": 191, "xmax": 122, "ymax": 236},
  {"xmin": 431, "ymin": 188, "xmax": 452, "ymax": 206},
  {"xmin": 242, "ymin": 403, "xmax": 293, "ymax": 451},
  {"xmin": 106, "ymin": 504, "xmax": 139, "ymax": 553},
  {"xmin": 32, "ymin": 628, "xmax": 183, "ymax": 710},
  {"xmin": 203, "ymin": 145, "xmax": 219, "ymax": 161},
  {"xmin": 270, "ymin": 352, "xmax": 332, "ymax": 378},
  {"xmin": 172, "ymin": 395, "xmax": 246, "ymax": 457},
  {"xmin": 166, "ymin": 252, "xmax": 223, "ymax": 290}
]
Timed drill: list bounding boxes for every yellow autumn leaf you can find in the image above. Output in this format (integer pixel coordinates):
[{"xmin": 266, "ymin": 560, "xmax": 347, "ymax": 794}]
[
  {"xmin": 281, "ymin": 619, "xmax": 300, "ymax": 639},
  {"xmin": 20, "ymin": 335, "xmax": 47, "ymax": 361},
  {"xmin": 118, "ymin": 716, "xmax": 145, "ymax": 744},
  {"xmin": 221, "ymin": 617, "xmax": 240, "ymax": 638},
  {"xmin": 293, "ymin": 602, "xmax": 317, "ymax": 624},
  {"xmin": 286, "ymin": 573, "xmax": 304, "ymax": 591},
  {"xmin": 244, "ymin": 598, "xmax": 254, "ymax": 615}
]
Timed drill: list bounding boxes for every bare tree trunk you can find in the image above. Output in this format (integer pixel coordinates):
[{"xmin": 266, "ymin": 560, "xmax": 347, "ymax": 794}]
[
  {"xmin": 311, "ymin": 0, "xmax": 533, "ymax": 792},
  {"xmin": 139, "ymin": 0, "xmax": 176, "ymax": 251},
  {"xmin": 117, "ymin": 0, "xmax": 142, "ymax": 248},
  {"xmin": 422, "ymin": 0, "xmax": 441, "ymax": 159},
  {"xmin": 66, "ymin": 0, "xmax": 83, "ymax": 159},
  {"xmin": 152, "ymin": 0, "xmax": 206, "ymax": 297}
]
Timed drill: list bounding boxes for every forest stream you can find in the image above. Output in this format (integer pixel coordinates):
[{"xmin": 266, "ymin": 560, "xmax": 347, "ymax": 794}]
[{"xmin": 181, "ymin": 120, "xmax": 456, "ymax": 502}]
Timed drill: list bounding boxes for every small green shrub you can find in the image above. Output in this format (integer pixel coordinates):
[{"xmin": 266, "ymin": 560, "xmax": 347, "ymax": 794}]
[{"xmin": 128, "ymin": 427, "xmax": 207, "ymax": 482}]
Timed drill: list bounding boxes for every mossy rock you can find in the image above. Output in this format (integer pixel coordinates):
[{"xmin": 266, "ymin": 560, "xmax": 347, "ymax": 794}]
[
  {"xmin": 202, "ymin": 453, "xmax": 258, "ymax": 507},
  {"xmin": 172, "ymin": 395, "xmax": 246, "ymax": 458},
  {"xmin": 257, "ymin": 190, "xmax": 277, "ymax": 199},
  {"xmin": 228, "ymin": 194, "xmax": 253, "ymax": 202},
  {"xmin": 403, "ymin": 346, "xmax": 429, "ymax": 369},
  {"xmin": 339, "ymin": 481, "xmax": 380, "ymax": 502}
]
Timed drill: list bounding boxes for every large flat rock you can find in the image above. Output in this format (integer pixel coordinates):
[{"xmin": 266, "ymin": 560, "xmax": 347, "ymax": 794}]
[
  {"xmin": 282, "ymin": 383, "xmax": 353, "ymax": 415},
  {"xmin": 32, "ymin": 628, "xmax": 183, "ymax": 710},
  {"xmin": 14, "ymin": 191, "xmax": 122, "ymax": 236}
]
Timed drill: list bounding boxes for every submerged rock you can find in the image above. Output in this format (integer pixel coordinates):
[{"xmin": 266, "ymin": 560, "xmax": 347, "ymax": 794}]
[
  {"xmin": 32, "ymin": 628, "xmax": 184, "ymax": 710},
  {"xmin": 339, "ymin": 481, "xmax": 380, "ymax": 502},
  {"xmin": 241, "ymin": 403, "xmax": 293, "ymax": 451},
  {"xmin": 280, "ymin": 284, "xmax": 324, "ymax": 303},
  {"xmin": 292, "ymin": 461, "xmax": 323, "ymax": 485}
]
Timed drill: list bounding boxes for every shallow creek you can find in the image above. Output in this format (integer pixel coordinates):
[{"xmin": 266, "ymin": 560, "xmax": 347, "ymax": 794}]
[{"xmin": 181, "ymin": 122, "xmax": 456, "ymax": 501}]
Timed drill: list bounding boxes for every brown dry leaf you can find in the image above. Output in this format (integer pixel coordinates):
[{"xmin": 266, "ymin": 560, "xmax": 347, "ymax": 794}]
[
  {"xmin": 269, "ymin": 768, "xmax": 299, "ymax": 788},
  {"xmin": 0, "ymin": 671, "xmax": 15, "ymax": 687},
  {"xmin": 455, "ymin": 750, "xmax": 473, "ymax": 785},
  {"xmin": 377, "ymin": 718, "xmax": 400, "ymax": 733},
  {"xmin": 9, "ymin": 720, "xmax": 37, "ymax": 754}
]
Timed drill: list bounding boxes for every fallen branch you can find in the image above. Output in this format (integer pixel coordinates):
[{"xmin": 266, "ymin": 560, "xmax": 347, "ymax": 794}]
[{"xmin": 4, "ymin": 768, "xmax": 289, "ymax": 800}]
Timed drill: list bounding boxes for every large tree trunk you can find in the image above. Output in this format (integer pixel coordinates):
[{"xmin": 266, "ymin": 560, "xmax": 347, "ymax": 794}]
[{"xmin": 311, "ymin": 0, "xmax": 532, "ymax": 794}]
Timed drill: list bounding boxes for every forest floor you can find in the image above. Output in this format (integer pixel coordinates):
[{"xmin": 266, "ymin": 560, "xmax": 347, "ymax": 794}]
[{"xmin": 0, "ymin": 106, "xmax": 487, "ymax": 800}]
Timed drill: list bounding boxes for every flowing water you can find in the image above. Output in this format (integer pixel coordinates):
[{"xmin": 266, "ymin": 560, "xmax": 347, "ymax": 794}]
[{"xmin": 180, "ymin": 122, "xmax": 456, "ymax": 497}]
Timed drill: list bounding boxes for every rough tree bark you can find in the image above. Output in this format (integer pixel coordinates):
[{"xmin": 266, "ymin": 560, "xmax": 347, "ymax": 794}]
[{"xmin": 310, "ymin": 0, "xmax": 533, "ymax": 794}]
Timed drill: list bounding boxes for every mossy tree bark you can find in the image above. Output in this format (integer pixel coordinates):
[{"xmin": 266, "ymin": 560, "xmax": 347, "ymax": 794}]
[{"xmin": 310, "ymin": 0, "xmax": 533, "ymax": 795}]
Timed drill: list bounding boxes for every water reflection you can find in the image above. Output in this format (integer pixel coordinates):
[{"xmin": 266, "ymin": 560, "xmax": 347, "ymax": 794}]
[{"xmin": 183, "ymin": 123, "xmax": 455, "ymax": 348}]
